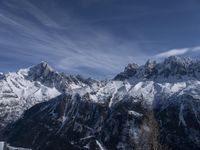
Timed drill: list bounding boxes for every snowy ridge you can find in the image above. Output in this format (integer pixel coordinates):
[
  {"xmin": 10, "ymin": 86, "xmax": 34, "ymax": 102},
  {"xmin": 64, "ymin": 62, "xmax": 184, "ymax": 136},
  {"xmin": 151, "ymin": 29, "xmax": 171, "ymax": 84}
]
[
  {"xmin": 1, "ymin": 56, "xmax": 200, "ymax": 150},
  {"xmin": 0, "ymin": 62, "xmax": 91, "ymax": 128},
  {"xmin": 115, "ymin": 56, "xmax": 200, "ymax": 80},
  {"xmin": 1, "ymin": 57, "xmax": 200, "ymax": 128}
]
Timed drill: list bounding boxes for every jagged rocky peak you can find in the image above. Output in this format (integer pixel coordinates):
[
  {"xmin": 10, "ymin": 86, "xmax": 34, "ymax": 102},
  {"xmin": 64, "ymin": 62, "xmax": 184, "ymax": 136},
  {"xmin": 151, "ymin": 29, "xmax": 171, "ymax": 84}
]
[
  {"xmin": 114, "ymin": 63, "xmax": 139, "ymax": 80},
  {"xmin": 115, "ymin": 56, "xmax": 200, "ymax": 80},
  {"xmin": 76, "ymin": 74, "xmax": 98, "ymax": 86},
  {"xmin": 163, "ymin": 56, "xmax": 193, "ymax": 66},
  {"xmin": 26, "ymin": 61, "xmax": 66, "ymax": 89},
  {"xmin": 2, "ymin": 57, "xmax": 200, "ymax": 150},
  {"xmin": 0, "ymin": 61, "xmax": 96, "ymax": 131},
  {"xmin": 145, "ymin": 59, "xmax": 156, "ymax": 69},
  {"xmin": 143, "ymin": 59, "xmax": 157, "ymax": 78},
  {"xmin": 26, "ymin": 62, "xmax": 95, "ymax": 90},
  {"xmin": 124, "ymin": 63, "xmax": 139, "ymax": 72},
  {"xmin": 158, "ymin": 56, "xmax": 195, "ymax": 77},
  {"xmin": 28, "ymin": 61, "xmax": 55, "ymax": 78}
]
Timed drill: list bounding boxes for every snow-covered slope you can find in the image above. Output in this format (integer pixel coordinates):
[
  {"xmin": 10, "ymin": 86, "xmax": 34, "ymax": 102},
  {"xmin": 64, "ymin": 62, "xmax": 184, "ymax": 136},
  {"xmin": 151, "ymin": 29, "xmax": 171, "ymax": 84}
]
[
  {"xmin": 2, "ymin": 56, "xmax": 200, "ymax": 150},
  {"xmin": 0, "ymin": 62, "xmax": 91, "ymax": 129}
]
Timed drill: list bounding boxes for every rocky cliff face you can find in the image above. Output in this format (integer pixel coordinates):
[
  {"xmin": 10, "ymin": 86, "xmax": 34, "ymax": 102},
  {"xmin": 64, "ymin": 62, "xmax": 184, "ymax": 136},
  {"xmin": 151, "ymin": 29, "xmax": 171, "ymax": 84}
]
[
  {"xmin": 4, "ymin": 94, "xmax": 154, "ymax": 150},
  {"xmin": 154, "ymin": 94, "xmax": 200, "ymax": 150},
  {"xmin": 1, "ymin": 56, "xmax": 200, "ymax": 150}
]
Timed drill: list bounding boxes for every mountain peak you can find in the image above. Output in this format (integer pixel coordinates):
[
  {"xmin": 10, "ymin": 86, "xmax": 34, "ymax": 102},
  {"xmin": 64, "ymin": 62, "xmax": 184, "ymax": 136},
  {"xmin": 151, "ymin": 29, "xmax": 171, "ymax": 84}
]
[
  {"xmin": 163, "ymin": 56, "xmax": 193, "ymax": 66},
  {"xmin": 27, "ymin": 61, "xmax": 56, "ymax": 83},
  {"xmin": 144, "ymin": 59, "xmax": 156, "ymax": 69},
  {"xmin": 114, "ymin": 63, "xmax": 139, "ymax": 80},
  {"xmin": 33, "ymin": 61, "xmax": 54, "ymax": 72},
  {"xmin": 124, "ymin": 63, "xmax": 139, "ymax": 72},
  {"xmin": 114, "ymin": 56, "xmax": 200, "ymax": 80},
  {"xmin": 26, "ymin": 62, "xmax": 91, "ymax": 90}
]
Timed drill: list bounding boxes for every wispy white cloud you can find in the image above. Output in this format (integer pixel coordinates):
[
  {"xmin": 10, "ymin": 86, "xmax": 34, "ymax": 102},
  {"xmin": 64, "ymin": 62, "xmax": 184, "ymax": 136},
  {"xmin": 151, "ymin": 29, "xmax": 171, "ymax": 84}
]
[
  {"xmin": 2, "ymin": 0, "xmax": 199, "ymax": 78},
  {"xmin": 155, "ymin": 46, "xmax": 200, "ymax": 58},
  {"xmin": 192, "ymin": 46, "xmax": 200, "ymax": 52},
  {"xmin": 155, "ymin": 48, "xmax": 189, "ymax": 58},
  {"xmin": 0, "ymin": 0, "xmax": 150, "ymax": 78}
]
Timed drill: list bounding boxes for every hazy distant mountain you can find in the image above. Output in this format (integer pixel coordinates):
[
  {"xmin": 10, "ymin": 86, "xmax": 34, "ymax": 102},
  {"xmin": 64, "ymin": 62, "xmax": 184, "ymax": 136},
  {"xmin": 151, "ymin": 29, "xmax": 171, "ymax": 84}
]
[{"xmin": 1, "ymin": 56, "xmax": 200, "ymax": 150}]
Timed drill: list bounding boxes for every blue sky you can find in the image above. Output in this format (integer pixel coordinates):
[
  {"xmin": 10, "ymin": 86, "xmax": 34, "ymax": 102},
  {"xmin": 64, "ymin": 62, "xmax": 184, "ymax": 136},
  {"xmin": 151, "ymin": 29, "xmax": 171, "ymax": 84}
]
[{"xmin": 0, "ymin": 0, "xmax": 200, "ymax": 78}]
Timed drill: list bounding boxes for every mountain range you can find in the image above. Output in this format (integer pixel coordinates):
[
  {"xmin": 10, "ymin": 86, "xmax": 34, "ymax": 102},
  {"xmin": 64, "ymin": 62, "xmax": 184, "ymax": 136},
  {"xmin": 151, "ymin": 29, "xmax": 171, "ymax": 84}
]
[{"xmin": 0, "ymin": 56, "xmax": 200, "ymax": 150}]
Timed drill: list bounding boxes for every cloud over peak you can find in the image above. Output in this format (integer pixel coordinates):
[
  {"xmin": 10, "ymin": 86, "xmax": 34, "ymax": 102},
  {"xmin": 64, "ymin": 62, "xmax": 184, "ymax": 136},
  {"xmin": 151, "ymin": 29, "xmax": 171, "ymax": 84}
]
[
  {"xmin": 155, "ymin": 46, "xmax": 200, "ymax": 58},
  {"xmin": 155, "ymin": 48, "xmax": 189, "ymax": 58}
]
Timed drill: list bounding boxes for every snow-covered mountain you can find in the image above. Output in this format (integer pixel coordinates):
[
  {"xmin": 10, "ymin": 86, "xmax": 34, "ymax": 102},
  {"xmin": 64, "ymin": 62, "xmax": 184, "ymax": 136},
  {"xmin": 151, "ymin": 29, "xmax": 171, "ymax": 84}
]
[
  {"xmin": 1, "ymin": 56, "xmax": 200, "ymax": 150},
  {"xmin": 0, "ymin": 62, "xmax": 93, "ymax": 130},
  {"xmin": 115, "ymin": 56, "xmax": 200, "ymax": 80}
]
